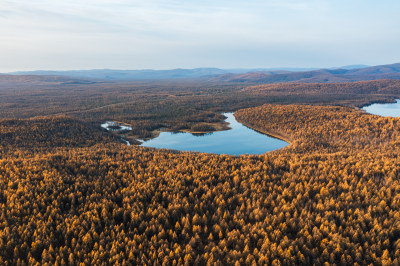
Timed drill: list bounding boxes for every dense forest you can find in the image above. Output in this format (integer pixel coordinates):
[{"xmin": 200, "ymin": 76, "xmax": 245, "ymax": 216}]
[
  {"xmin": 244, "ymin": 79, "xmax": 400, "ymax": 97},
  {"xmin": 1, "ymin": 99, "xmax": 400, "ymax": 264},
  {"xmin": 1, "ymin": 76, "xmax": 400, "ymax": 139}
]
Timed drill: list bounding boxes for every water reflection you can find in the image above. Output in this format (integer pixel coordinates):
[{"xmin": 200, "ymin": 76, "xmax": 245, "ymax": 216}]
[
  {"xmin": 192, "ymin": 132, "xmax": 213, "ymax": 137},
  {"xmin": 101, "ymin": 121, "xmax": 132, "ymax": 131}
]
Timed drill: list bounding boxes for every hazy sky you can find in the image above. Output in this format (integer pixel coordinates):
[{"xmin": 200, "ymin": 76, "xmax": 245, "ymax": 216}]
[{"xmin": 1, "ymin": 0, "xmax": 399, "ymax": 71}]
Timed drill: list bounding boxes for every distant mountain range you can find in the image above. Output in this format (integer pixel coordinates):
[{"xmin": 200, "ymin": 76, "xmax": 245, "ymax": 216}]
[
  {"xmin": 3, "ymin": 64, "xmax": 371, "ymax": 82},
  {"xmin": 209, "ymin": 63, "xmax": 400, "ymax": 84},
  {"xmin": 5, "ymin": 67, "xmax": 313, "ymax": 80},
  {"xmin": 3, "ymin": 63, "xmax": 400, "ymax": 84},
  {"xmin": 6, "ymin": 68, "xmax": 227, "ymax": 81}
]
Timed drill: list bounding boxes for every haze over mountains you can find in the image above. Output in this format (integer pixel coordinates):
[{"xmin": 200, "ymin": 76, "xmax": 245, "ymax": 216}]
[
  {"xmin": 8, "ymin": 68, "xmax": 228, "ymax": 81},
  {"xmin": 211, "ymin": 63, "xmax": 400, "ymax": 83},
  {"xmin": 5, "ymin": 67, "xmax": 317, "ymax": 80},
  {"xmin": 3, "ymin": 63, "xmax": 400, "ymax": 84}
]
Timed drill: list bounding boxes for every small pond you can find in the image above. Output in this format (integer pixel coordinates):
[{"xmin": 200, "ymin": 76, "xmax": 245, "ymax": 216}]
[
  {"xmin": 101, "ymin": 121, "xmax": 131, "ymax": 146},
  {"xmin": 101, "ymin": 121, "xmax": 132, "ymax": 131},
  {"xmin": 139, "ymin": 113, "xmax": 288, "ymax": 155},
  {"xmin": 363, "ymin": 99, "xmax": 400, "ymax": 117}
]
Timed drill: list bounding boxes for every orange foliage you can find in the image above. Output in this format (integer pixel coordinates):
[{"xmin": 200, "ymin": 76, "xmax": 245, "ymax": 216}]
[{"xmin": 1, "ymin": 104, "xmax": 400, "ymax": 264}]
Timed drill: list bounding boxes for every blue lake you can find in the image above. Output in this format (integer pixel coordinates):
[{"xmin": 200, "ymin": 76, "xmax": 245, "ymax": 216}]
[
  {"xmin": 363, "ymin": 99, "xmax": 400, "ymax": 117},
  {"xmin": 139, "ymin": 113, "xmax": 288, "ymax": 155}
]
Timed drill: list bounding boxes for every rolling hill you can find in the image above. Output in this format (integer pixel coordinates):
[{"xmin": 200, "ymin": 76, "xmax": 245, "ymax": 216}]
[{"xmin": 210, "ymin": 63, "xmax": 400, "ymax": 83}]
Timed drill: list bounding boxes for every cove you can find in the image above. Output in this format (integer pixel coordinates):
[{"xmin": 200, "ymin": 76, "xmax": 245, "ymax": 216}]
[
  {"xmin": 363, "ymin": 99, "xmax": 400, "ymax": 117},
  {"xmin": 139, "ymin": 113, "xmax": 288, "ymax": 155}
]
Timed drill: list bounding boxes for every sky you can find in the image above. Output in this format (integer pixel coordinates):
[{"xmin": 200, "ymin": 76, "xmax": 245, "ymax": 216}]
[{"xmin": 0, "ymin": 0, "xmax": 399, "ymax": 72}]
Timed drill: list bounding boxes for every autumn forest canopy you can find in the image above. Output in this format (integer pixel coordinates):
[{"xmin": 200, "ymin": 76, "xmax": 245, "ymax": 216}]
[{"xmin": 1, "ymin": 73, "xmax": 400, "ymax": 265}]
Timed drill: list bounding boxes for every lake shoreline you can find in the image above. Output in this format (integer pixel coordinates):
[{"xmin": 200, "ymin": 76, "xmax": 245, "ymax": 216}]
[
  {"xmin": 133, "ymin": 120, "xmax": 232, "ymax": 143},
  {"xmin": 138, "ymin": 112, "xmax": 288, "ymax": 155},
  {"xmin": 233, "ymin": 113, "xmax": 292, "ymax": 144},
  {"xmin": 358, "ymin": 98, "xmax": 398, "ymax": 109},
  {"xmin": 102, "ymin": 112, "xmax": 290, "ymax": 154},
  {"xmin": 101, "ymin": 117, "xmax": 232, "ymax": 145},
  {"xmin": 362, "ymin": 99, "xmax": 400, "ymax": 117}
]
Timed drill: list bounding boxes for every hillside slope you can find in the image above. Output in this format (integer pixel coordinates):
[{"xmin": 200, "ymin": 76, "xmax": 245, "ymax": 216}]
[{"xmin": 211, "ymin": 63, "xmax": 400, "ymax": 83}]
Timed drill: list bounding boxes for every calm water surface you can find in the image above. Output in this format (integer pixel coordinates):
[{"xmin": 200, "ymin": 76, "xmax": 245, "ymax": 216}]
[
  {"xmin": 101, "ymin": 121, "xmax": 131, "ymax": 146},
  {"xmin": 139, "ymin": 113, "xmax": 288, "ymax": 155},
  {"xmin": 363, "ymin": 99, "xmax": 400, "ymax": 117},
  {"xmin": 101, "ymin": 121, "xmax": 132, "ymax": 131}
]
